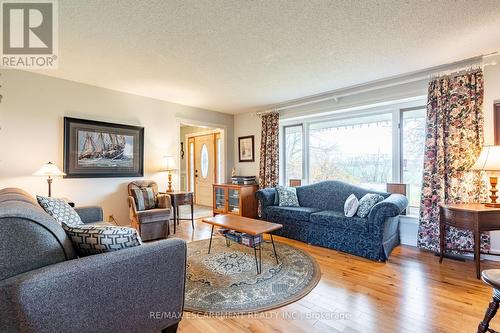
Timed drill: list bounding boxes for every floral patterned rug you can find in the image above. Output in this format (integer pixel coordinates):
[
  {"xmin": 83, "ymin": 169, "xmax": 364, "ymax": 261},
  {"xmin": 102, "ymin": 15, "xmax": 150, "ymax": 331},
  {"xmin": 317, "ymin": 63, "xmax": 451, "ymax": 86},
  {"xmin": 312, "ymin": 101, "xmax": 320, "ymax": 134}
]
[{"xmin": 184, "ymin": 237, "xmax": 321, "ymax": 315}]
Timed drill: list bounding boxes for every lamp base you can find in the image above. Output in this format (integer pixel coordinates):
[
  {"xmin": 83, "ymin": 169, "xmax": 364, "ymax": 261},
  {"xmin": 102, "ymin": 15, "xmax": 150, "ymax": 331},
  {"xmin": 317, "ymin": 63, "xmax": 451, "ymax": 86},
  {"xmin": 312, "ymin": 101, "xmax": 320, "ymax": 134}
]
[
  {"xmin": 167, "ymin": 171, "xmax": 173, "ymax": 192},
  {"xmin": 485, "ymin": 203, "xmax": 500, "ymax": 208}
]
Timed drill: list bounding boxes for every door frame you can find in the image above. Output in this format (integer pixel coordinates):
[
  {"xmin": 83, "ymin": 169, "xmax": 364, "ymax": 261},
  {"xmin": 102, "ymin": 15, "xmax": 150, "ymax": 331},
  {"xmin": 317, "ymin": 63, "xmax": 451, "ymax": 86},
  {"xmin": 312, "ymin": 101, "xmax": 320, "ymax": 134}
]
[{"xmin": 176, "ymin": 116, "xmax": 227, "ymax": 201}]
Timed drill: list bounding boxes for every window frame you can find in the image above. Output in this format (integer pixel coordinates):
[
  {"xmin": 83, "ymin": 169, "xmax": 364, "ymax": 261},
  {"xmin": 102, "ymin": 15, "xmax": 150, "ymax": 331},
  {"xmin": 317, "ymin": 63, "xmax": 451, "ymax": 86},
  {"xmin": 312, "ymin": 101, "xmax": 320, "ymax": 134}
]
[
  {"xmin": 281, "ymin": 104, "xmax": 426, "ymax": 214},
  {"xmin": 399, "ymin": 106, "xmax": 427, "ymax": 213},
  {"xmin": 283, "ymin": 124, "xmax": 305, "ymax": 186}
]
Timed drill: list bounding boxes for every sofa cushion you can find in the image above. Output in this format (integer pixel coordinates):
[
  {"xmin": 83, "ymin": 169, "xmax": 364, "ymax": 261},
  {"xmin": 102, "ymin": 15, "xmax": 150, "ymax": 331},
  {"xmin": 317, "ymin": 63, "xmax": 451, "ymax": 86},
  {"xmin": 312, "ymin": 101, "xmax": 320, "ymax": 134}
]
[
  {"xmin": 137, "ymin": 208, "xmax": 170, "ymax": 224},
  {"xmin": 357, "ymin": 193, "xmax": 385, "ymax": 218},
  {"xmin": 62, "ymin": 223, "xmax": 142, "ymax": 257},
  {"xmin": 296, "ymin": 180, "xmax": 389, "ymax": 211},
  {"xmin": 275, "ymin": 185, "xmax": 300, "ymax": 207},
  {"xmin": 37, "ymin": 195, "xmax": 83, "ymax": 226},
  {"xmin": 264, "ymin": 206, "xmax": 321, "ymax": 221},
  {"xmin": 344, "ymin": 194, "xmax": 359, "ymax": 217},
  {"xmin": 131, "ymin": 187, "xmax": 156, "ymax": 211},
  {"xmin": 310, "ymin": 210, "xmax": 369, "ymax": 232}
]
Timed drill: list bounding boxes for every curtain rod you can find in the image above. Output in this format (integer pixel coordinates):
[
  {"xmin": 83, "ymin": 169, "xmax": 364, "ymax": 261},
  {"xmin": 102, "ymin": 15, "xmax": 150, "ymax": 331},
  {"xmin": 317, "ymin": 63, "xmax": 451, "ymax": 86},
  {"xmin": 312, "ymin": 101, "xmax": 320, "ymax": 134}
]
[
  {"xmin": 256, "ymin": 109, "xmax": 280, "ymax": 116},
  {"xmin": 255, "ymin": 52, "xmax": 498, "ymax": 115}
]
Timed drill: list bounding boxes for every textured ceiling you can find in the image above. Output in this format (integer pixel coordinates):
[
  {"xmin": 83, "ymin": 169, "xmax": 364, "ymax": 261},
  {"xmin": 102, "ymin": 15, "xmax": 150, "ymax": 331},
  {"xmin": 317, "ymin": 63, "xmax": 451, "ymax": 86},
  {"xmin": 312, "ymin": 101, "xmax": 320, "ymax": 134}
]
[{"xmin": 35, "ymin": 0, "xmax": 500, "ymax": 113}]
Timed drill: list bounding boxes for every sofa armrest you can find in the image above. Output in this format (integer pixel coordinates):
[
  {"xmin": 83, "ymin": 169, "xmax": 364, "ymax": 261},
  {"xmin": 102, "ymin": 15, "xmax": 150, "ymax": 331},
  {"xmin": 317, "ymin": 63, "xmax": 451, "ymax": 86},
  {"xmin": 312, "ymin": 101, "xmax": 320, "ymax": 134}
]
[
  {"xmin": 0, "ymin": 239, "xmax": 186, "ymax": 333},
  {"xmin": 74, "ymin": 205, "xmax": 103, "ymax": 224},
  {"xmin": 368, "ymin": 194, "xmax": 408, "ymax": 229},
  {"xmin": 255, "ymin": 188, "xmax": 276, "ymax": 208},
  {"xmin": 157, "ymin": 193, "xmax": 172, "ymax": 209}
]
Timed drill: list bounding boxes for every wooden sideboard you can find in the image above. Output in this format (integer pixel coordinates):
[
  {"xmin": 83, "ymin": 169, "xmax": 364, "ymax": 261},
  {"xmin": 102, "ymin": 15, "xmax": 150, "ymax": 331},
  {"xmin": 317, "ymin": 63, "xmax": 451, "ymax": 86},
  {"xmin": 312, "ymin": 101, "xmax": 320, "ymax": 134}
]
[{"xmin": 213, "ymin": 183, "xmax": 258, "ymax": 218}]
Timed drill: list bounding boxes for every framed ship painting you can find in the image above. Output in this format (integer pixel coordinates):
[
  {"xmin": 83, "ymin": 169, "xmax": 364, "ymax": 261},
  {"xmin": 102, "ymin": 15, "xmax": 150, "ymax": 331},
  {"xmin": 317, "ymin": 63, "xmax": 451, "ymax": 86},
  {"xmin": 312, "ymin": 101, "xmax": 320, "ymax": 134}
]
[{"xmin": 64, "ymin": 117, "xmax": 144, "ymax": 178}]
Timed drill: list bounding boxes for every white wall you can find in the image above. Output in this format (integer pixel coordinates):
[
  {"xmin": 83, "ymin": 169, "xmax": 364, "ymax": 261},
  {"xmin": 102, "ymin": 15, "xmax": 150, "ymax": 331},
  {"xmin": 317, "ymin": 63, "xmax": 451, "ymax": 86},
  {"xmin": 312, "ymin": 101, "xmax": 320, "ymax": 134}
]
[
  {"xmin": 0, "ymin": 69, "xmax": 233, "ymax": 225},
  {"xmin": 233, "ymin": 112, "xmax": 261, "ymax": 177},
  {"xmin": 483, "ymin": 55, "xmax": 500, "ymax": 252}
]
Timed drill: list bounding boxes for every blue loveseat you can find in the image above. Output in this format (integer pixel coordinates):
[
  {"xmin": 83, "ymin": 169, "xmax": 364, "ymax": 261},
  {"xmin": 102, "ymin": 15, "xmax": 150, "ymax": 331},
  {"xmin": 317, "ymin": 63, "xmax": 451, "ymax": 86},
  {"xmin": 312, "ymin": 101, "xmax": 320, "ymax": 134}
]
[{"xmin": 256, "ymin": 180, "xmax": 408, "ymax": 261}]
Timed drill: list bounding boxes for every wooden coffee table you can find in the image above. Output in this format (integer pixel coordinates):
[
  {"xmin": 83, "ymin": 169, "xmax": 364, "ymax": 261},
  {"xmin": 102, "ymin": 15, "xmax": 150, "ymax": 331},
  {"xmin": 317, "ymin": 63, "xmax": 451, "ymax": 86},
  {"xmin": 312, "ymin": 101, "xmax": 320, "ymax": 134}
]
[{"xmin": 202, "ymin": 214, "xmax": 283, "ymax": 274}]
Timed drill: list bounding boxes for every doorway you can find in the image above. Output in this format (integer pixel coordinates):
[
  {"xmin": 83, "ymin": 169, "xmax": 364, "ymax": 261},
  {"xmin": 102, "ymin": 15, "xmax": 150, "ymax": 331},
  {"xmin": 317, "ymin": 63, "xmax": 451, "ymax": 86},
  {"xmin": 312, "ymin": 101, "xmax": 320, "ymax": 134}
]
[
  {"xmin": 179, "ymin": 124, "xmax": 224, "ymax": 209},
  {"xmin": 193, "ymin": 134, "xmax": 214, "ymax": 206}
]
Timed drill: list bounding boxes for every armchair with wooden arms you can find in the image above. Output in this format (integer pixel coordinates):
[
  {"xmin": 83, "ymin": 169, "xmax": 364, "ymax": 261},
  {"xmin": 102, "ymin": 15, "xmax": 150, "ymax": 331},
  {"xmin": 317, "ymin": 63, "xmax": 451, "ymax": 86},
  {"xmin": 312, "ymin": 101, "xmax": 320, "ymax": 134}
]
[{"xmin": 127, "ymin": 180, "xmax": 172, "ymax": 241}]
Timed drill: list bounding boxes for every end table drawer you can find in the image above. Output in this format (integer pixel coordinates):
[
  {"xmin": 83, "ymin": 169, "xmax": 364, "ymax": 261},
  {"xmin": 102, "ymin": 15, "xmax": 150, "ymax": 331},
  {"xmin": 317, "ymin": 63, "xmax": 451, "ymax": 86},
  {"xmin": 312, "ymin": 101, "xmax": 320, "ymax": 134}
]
[
  {"xmin": 442, "ymin": 209, "xmax": 474, "ymax": 229},
  {"xmin": 171, "ymin": 193, "xmax": 193, "ymax": 205}
]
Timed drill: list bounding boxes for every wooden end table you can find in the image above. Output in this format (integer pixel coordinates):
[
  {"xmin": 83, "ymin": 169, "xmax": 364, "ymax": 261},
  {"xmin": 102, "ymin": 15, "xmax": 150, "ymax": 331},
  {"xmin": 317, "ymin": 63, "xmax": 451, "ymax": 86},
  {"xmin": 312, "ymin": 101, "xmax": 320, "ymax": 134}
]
[
  {"xmin": 163, "ymin": 191, "xmax": 194, "ymax": 234},
  {"xmin": 202, "ymin": 214, "xmax": 283, "ymax": 274},
  {"xmin": 439, "ymin": 203, "xmax": 500, "ymax": 279}
]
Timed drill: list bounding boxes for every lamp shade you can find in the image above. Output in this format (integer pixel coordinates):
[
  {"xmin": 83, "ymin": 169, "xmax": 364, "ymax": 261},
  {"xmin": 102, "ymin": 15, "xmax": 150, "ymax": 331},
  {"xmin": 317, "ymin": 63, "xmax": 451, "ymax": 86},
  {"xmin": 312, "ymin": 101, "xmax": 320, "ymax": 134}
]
[
  {"xmin": 471, "ymin": 146, "xmax": 500, "ymax": 171},
  {"xmin": 162, "ymin": 156, "xmax": 176, "ymax": 171},
  {"xmin": 33, "ymin": 162, "xmax": 66, "ymax": 177}
]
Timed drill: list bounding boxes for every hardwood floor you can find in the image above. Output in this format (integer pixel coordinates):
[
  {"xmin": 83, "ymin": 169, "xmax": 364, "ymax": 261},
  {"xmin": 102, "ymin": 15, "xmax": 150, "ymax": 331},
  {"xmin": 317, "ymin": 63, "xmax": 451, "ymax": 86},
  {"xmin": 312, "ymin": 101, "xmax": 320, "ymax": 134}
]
[{"xmin": 171, "ymin": 218, "xmax": 498, "ymax": 333}]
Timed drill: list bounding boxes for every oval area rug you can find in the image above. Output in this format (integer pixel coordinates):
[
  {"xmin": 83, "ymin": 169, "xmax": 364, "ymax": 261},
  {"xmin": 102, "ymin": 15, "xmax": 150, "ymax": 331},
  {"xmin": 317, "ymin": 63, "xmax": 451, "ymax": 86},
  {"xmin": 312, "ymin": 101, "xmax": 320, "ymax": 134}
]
[{"xmin": 184, "ymin": 237, "xmax": 321, "ymax": 315}]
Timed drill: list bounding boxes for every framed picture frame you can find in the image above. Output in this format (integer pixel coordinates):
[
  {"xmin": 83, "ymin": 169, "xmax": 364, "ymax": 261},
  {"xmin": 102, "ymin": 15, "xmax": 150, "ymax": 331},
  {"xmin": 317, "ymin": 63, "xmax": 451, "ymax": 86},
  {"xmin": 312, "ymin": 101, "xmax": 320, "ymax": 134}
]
[
  {"xmin": 238, "ymin": 135, "xmax": 255, "ymax": 162},
  {"xmin": 64, "ymin": 117, "xmax": 144, "ymax": 178}
]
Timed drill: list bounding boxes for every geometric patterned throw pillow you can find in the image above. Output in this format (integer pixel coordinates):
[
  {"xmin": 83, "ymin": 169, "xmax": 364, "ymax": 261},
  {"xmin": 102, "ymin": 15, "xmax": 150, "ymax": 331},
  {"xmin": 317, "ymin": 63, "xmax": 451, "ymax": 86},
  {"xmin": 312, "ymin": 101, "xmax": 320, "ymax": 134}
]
[
  {"xmin": 131, "ymin": 187, "xmax": 156, "ymax": 211},
  {"xmin": 37, "ymin": 195, "xmax": 83, "ymax": 226},
  {"xmin": 356, "ymin": 193, "xmax": 385, "ymax": 218},
  {"xmin": 275, "ymin": 185, "xmax": 300, "ymax": 207},
  {"xmin": 62, "ymin": 223, "xmax": 142, "ymax": 257}
]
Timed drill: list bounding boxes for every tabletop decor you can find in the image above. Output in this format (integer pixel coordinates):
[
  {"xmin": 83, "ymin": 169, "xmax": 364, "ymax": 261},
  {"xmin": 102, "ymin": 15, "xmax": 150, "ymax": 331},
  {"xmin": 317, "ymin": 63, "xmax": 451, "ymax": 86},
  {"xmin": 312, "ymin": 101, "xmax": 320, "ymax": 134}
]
[
  {"xmin": 161, "ymin": 156, "xmax": 176, "ymax": 192},
  {"xmin": 471, "ymin": 145, "xmax": 500, "ymax": 207},
  {"xmin": 33, "ymin": 162, "xmax": 65, "ymax": 196},
  {"xmin": 64, "ymin": 117, "xmax": 144, "ymax": 178}
]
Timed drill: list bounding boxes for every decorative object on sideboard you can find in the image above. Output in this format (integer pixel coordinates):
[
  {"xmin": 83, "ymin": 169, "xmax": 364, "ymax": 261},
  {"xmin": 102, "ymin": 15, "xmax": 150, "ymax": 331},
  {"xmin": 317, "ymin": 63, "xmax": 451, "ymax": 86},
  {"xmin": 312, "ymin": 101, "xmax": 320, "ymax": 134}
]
[
  {"xmin": 180, "ymin": 142, "xmax": 185, "ymax": 159},
  {"xmin": 471, "ymin": 145, "xmax": 500, "ymax": 207},
  {"xmin": 238, "ymin": 135, "xmax": 255, "ymax": 162},
  {"xmin": 231, "ymin": 175, "xmax": 256, "ymax": 185},
  {"xmin": 63, "ymin": 117, "xmax": 144, "ymax": 178},
  {"xmin": 33, "ymin": 162, "xmax": 65, "ymax": 197},
  {"xmin": 162, "ymin": 156, "xmax": 176, "ymax": 192}
]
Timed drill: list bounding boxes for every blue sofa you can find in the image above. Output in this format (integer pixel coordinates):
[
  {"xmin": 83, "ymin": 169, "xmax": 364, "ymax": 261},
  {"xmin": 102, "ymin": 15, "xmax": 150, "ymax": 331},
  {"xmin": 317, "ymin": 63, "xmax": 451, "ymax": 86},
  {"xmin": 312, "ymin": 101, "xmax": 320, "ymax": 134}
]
[{"xmin": 256, "ymin": 180, "xmax": 408, "ymax": 261}]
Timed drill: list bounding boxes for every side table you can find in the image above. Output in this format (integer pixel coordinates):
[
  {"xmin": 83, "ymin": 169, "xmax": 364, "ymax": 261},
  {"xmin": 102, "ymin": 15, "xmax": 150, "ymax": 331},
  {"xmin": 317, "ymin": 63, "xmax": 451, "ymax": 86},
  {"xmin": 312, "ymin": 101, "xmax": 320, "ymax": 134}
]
[
  {"xmin": 165, "ymin": 192, "xmax": 194, "ymax": 234},
  {"xmin": 439, "ymin": 203, "xmax": 500, "ymax": 279}
]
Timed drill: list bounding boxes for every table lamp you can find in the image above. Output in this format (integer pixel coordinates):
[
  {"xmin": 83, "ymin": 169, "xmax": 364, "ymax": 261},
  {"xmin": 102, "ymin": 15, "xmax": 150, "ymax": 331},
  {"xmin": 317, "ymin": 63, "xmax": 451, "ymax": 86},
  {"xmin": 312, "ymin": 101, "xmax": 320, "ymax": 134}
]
[
  {"xmin": 33, "ymin": 162, "xmax": 66, "ymax": 197},
  {"xmin": 162, "ymin": 156, "xmax": 176, "ymax": 192},
  {"xmin": 471, "ymin": 145, "xmax": 500, "ymax": 207}
]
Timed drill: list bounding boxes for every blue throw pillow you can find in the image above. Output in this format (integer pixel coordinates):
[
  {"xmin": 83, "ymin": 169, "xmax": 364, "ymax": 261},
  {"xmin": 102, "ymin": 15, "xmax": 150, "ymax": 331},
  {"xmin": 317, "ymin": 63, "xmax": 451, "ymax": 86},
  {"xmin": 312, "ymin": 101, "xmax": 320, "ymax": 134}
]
[
  {"xmin": 356, "ymin": 193, "xmax": 384, "ymax": 218},
  {"xmin": 275, "ymin": 185, "xmax": 300, "ymax": 207}
]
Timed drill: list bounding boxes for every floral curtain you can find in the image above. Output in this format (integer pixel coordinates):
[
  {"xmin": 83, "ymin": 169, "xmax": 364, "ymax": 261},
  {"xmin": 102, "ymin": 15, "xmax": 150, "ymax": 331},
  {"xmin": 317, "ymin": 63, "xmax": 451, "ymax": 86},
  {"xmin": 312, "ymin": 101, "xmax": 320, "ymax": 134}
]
[
  {"xmin": 259, "ymin": 112, "xmax": 280, "ymax": 189},
  {"xmin": 417, "ymin": 69, "xmax": 489, "ymax": 253}
]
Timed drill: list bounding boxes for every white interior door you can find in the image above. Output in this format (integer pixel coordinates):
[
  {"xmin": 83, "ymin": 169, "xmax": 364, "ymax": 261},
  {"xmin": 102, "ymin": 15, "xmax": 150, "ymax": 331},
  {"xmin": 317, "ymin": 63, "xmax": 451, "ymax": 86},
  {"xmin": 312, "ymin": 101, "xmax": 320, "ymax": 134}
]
[{"xmin": 194, "ymin": 134, "xmax": 215, "ymax": 206}]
